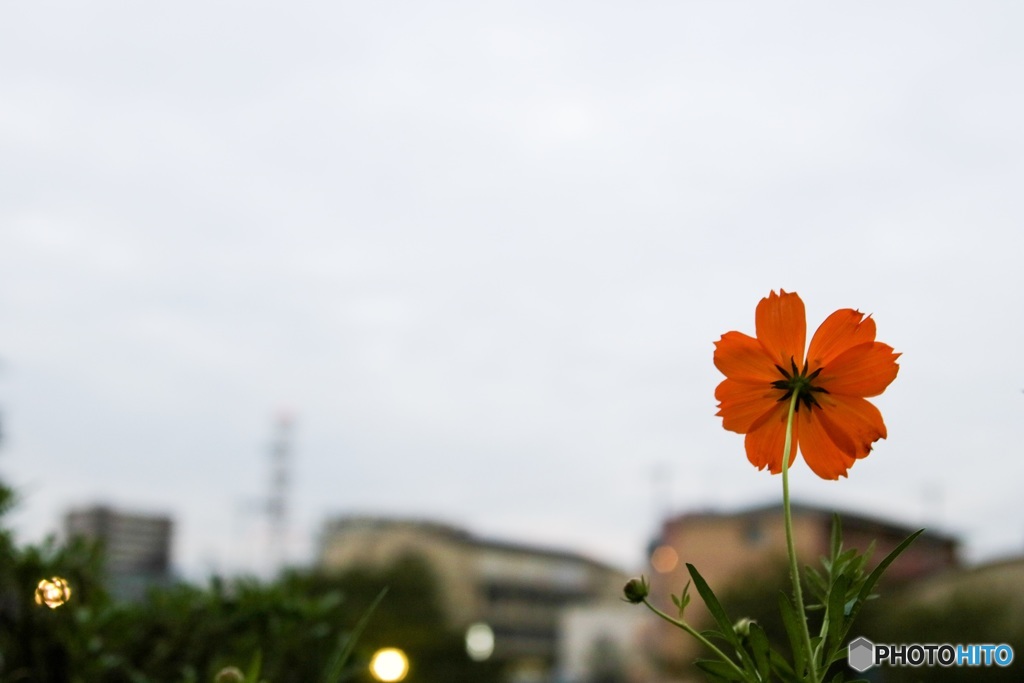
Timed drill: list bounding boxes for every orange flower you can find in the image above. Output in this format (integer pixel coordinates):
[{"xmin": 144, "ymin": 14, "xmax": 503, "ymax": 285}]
[{"xmin": 714, "ymin": 290, "xmax": 900, "ymax": 480}]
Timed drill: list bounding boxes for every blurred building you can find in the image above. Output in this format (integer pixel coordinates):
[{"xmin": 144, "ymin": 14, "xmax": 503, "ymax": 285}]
[
  {"xmin": 874, "ymin": 554, "xmax": 1024, "ymax": 656},
  {"xmin": 645, "ymin": 503, "xmax": 959, "ymax": 675},
  {"xmin": 318, "ymin": 516, "xmax": 628, "ymax": 682},
  {"xmin": 888, "ymin": 554, "xmax": 1024, "ymax": 627},
  {"xmin": 901, "ymin": 555, "xmax": 1024, "ymax": 606},
  {"xmin": 649, "ymin": 503, "xmax": 957, "ymax": 591},
  {"xmin": 557, "ymin": 602, "xmax": 655, "ymax": 683},
  {"xmin": 64, "ymin": 505, "xmax": 173, "ymax": 601}
]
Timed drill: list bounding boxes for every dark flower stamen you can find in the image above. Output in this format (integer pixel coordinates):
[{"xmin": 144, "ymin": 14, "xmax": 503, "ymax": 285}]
[{"xmin": 771, "ymin": 357, "xmax": 829, "ymax": 411}]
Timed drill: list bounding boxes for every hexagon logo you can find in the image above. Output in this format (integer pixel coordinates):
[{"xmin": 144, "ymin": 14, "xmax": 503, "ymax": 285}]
[{"xmin": 847, "ymin": 636, "xmax": 875, "ymax": 672}]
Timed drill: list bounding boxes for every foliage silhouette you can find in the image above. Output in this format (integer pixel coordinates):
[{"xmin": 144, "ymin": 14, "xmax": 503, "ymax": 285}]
[{"xmin": 0, "ymin": 480, "xmax": 501, "ymax": 683}]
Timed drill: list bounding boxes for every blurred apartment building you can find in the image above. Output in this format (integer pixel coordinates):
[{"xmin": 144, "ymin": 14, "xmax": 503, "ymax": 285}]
[
  {"xmin": 644, "ymin": 503, "xmax": 959, "ymax": 672},
  {"xmin": 64, "ymin": 505, "xmax": 173, "ymax": 601},
  {"xmin": 649, "ymin": 503, "xmax": 957, "ymax": 591},
  {"xmin": 557, "ymin": 601, "xmax": 655, "ymax": 683},
  {"xmin": 902, "ymin": 555, "xmax": 1024, "ymax": 606},
  {"xmin": 318, "ymin": 516, "xmax": 628, "ymax": 682}
]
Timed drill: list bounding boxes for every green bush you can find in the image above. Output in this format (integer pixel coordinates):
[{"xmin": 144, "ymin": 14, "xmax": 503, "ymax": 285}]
[{"xmin": 0, "ymin": 480, "xmax": 501, "ymax": 683}]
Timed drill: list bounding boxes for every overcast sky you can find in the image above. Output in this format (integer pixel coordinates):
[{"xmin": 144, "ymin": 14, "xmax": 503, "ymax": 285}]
[{"xmin": 2, "ymin": 2, "xmax": 1023, "ymax": 579}]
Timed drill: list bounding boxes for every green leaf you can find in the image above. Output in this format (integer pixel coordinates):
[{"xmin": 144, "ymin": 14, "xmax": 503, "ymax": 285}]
[
  {"xmin": 245, "ymin": 651, "xmax": 262, "ymax": 683},
  {"xmin": 845, "ymin": 550, "xmax": 871, "ymax": 583},
  {"xmin": 830, "ymin": 514, "xmax": 842, "ymax": 561},
  {"xmin": 695, "ymin": 659, "xmax": 747, "ymax": 682},
  {"xmin": 768, "ymin": 649, "xmax": 802, "ymax": 683},
  {"xmin": 805, "ymin": 566, "xmax": 827, "ymax": 603},
  {"xmin": 320, "ymin": 587, "xmax": 389, "ymax": 683},
  {"xmin": 747, "ymin": 622, "xmax": 771, "ymax": 681},
  {"xmin": 827, "ymin": 648, "xmax": 852, "ymax": 667},
  {"xmin": 845, "ymin": 529, "xmax": 924, "ymax": 636},
  {"xmin": 826, "ymin": 573, "xmax": 850, "ymax": 651},
  {"xmin": 700, "ymin": 628, "xmax": 729, "ymax": 643},
  {"xmin": 686, "ymin": 564, "xmax": 740, "ymax": 648},
  {"xmin": 777, "ymin": 592, "xmax": 807, "ymax": 676},
  {"xmin": 850, "ymin": 540, "xmax": 877, "ymax": 578},
  {"xmin": 833, "ymin": 548, "xmax": 859, "ymax": 573},
  {"xmin": 671, "ymin": 580, "xmax": 692, "ymax": 618}
]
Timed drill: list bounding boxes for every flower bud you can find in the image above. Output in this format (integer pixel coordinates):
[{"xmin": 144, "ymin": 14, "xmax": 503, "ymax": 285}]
[
  {"xmin": 622, "ymin": 576, "xmax": 649, "ymax": 604},
  {"xmin": 733, "ymin": 617, "xmax": 756, "ymax": 637},
  {"xmin": 214, "ymin": 667, "xmax": 245, "ymax": 683}
]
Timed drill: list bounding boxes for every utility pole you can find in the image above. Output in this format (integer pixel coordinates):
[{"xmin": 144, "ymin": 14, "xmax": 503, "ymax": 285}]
[{"xmin": 266, "ymin": 414, "xmax": 293, "ymax": 575}]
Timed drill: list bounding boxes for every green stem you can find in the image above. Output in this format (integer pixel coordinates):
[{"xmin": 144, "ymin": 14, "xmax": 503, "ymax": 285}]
[
  {"xmin": 641, "ymin": 599, "xmax": 752, "ymax": 682},
  {"xmin": 781, "ymin": 392, "xmax": 818, "ymax": 682}
]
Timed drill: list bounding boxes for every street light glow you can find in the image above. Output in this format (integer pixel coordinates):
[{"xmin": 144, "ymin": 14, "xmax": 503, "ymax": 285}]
[
  {"xmin": 465, "ymin": 622, "xmax": 495, "ymax": 661},
  {"xmin": 369, "ymin": 647, "xmax": 409, "ymax": 682},
  {"xmin": 34, "ymin": 577, "xmax": 72, "ymax": 608}
]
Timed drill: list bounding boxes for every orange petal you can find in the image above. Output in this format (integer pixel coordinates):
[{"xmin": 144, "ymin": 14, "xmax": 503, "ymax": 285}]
[
  {"xmin": 806, "ymin": 309, "xmax": 876, "ymax": 369},
  {"xmin": 714, "ymin": 331, "xmax": 779, "ymax": 383},
  {"xmin": 743, "ymin": 402, "xmax": 798, "ymax": 474},
  {"xmin": 816, "ymin": 394, "xmax": 887, "ymax": 459},
  {"xmin": 715, "ymin": 378, "xmax": 782, "ymax": 434},
  {"xmin": 818, "ymin": 342, "xmax": 900, "ymax": 397},
  {"xmin": 797, "ymin": 408, "xmax": 856, "ymax": 480},
  {"xmin": 755, "ymin": 290, "xmax": 806, "ymax": 368}
]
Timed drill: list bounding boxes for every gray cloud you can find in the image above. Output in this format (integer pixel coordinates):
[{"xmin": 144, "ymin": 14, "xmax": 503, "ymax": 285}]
[{"xmin": 2, "ymin": 1, "xmax": 1023, "ymax": 577}]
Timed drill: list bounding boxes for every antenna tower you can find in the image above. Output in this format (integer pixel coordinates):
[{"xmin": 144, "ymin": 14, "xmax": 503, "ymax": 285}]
[{"xmin": 267, "ymin": 413, "xmax": 293, "ymax": 573}]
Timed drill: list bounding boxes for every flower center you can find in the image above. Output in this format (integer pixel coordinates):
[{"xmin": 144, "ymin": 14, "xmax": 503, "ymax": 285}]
[{"xmin": 771, "ymin": 358, "xmax": 829, "ymax": 411}]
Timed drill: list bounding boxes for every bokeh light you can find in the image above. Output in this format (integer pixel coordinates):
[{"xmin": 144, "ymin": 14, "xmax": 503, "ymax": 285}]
[
  {"xmin": 650, "ymin": 544, "xmax": 679, "ymax": 573},
  {"xmin": 465, "ymin": 622, "xmax": 495, "ymax": 661},
  {"xmin": 369, "ymin": 647, "xmax": 409, "ymax": 682},
  {"xmin": 34, "ymin": 577, "xmax": 72, "ymax": 608}
]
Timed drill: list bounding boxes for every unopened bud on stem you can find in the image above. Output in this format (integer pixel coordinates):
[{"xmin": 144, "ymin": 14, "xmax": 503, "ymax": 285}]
[
  {"xmin": 623, "ymin": 576, "xmax": 650, "ymax": 604},
  {"xmin": 214, "ymin": 667, "xmax": 245, "ymax": 683}
]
